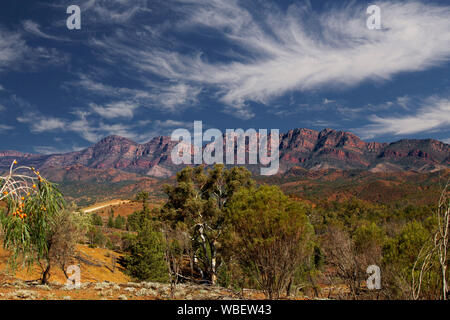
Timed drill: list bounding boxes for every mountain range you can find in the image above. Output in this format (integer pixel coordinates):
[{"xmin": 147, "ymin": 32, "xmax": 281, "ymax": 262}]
[
  {"xmin": 0, "ymin": 128, "xmax": 448, "ymax": 205},
  {"xmin": 1, "ymin": 128, "xmax": 448, "ymax": 177}
]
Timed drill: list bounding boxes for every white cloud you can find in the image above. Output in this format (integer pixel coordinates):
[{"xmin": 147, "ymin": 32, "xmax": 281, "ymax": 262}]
[
  {"xmin": 153, "ymin": 119, "xmax": 192, "ymax": 128},
  {"xmin": 17, "ymin": 114, "xmax": 66, "ymax": 133},
  {"xmin": 356, "ymin": 97, "xmax": 450, "ymax": 139},
  {"xmin": 90, "ymin": 101, "xmax": 138, "ymax": 119},
  {"xmin": 34, "ymin": 145, "xmax": 85, "ymax": 155},
  {"xmin": 442, "ymin": 138, "xmax": 450, "ymax": 144},
  {"xmin": 0, "ymin": 26, "xmax": 69, "ymax": 72},
  {"xmin": 323, "ymin": 98, "xmax": 336, "ymax": 105},
  {"xmin": 22, "ymin": 20, "xmax": 67, "ymax": 41},
  {"xmin": 396, "ymin": 96, "xmax": 411, "ymax": 110},
  {"xmin": 90, "ymin": 0, "xmax": 450, "ymax": 118},
  {"xmin": 82, "ymin": 0, "xmax": 150, "ymax": 24},
  {"xmin": 16, "ymin": 103, "xmax": 194, "ymax": 144},
  {"xmin": 72, "ymin": 75, "xmax": 200, "ymax": 113},
  {"xmin": 66, "ymin": 110, "xmax": 105, "ymax": 143},
  {"xmin": 0, "ymin": 28, "xmax": 27, "ymax": 71},
  {"xmin": 0, "ymin": 124, "xmax": 12, "ymax": 131},
  {"xmin": 149, "ymin": 83, "xmax": 201, "ymax": 112}
]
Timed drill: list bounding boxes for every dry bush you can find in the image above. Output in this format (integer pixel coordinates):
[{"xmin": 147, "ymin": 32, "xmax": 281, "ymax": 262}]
[
  {"xmin": 322, "ymin": 224, "xmax": 383, "ymax": 299},
  {"xmin": 44, "ymin": 209, "xmax": 86, "ymax": 281}
]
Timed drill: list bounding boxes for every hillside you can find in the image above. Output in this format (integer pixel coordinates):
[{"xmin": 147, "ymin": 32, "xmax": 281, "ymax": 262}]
[
  {"xmin": 261, "ymin": 168, "xmax": 450, "ymax": 205},
  {"xmin": 0, "ymin": 244, "xmax": 275, "ymax": 300},
  {"xmin": 1, "ymin": 128, "xmax": 448, "ymax": 205}
]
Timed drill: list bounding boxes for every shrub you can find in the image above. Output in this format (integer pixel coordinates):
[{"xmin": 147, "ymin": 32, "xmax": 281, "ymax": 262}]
[
  {"xmin": 91, "ymin": 213, "xmax": 103, "ymax": 226},
  {"xmin": 382, "ymin": 221, "xmax": 440, "ymax": 299},
  {"xmin": 87, "ymin": 226, "xmax": 107, "ymax": 248},
  {"xmin": 107, "ymin": 210, "xmax": 115, "ymax": 228},
  {"xmin": 114, "ymin": 215, "xmax": 126, "ymax": 229},
  {"xmin": 123, "ymin": 221, "xmax": 169, "ymax": 282},
  {"xmin": 226, "ymin": 185, "xmax": 315, "ymax": 299},
  {"xmin": 322, "ymin": 222, "xmax": 385, "ymax": 299}
]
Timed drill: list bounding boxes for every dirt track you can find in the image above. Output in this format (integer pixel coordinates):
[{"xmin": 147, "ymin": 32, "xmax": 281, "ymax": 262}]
[{"xmin": 82, "ymin": 200, "xmax": 131, "ymax": 213}]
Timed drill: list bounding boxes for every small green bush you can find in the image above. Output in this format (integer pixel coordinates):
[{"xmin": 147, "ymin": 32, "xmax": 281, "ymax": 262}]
[
  {"xmin": 91, "ymin": 213, "xmax": 103, "ymax": 226},
  {"xmin": 123, "ymin": 221, "xmax": 169, "ymax": 282},
  {"xmin": 114, "ymin": 215, "xmax": 126, "ymax": 229}
]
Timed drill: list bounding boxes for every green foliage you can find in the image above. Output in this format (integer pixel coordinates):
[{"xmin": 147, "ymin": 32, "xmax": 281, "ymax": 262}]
[
  {"xmin": 107, "ymin": 210, "xmax": 115, "ymax": 228},
  {"xmin": 87, "ymin": 226, "xmax": 107, "ymax": 248},
  {"xmin": 135, "ymin": 191, "xmax": 150, "ymax": 211},
  {"xmin": 259, "ymin": 170, "xmax": 448, "ymax": 207},
  {"xmin": 382, "ymin": 221, "xmax": 441, "ymax": 299},
  {"xmin": 127, "ymin": 209, "xmax": 152, "ymax": 232},
  {"xmin": 123, "ymin": 221, "xmax": 169, "ymax": 282},
  {"xmin": 383, "ymin": 221, "xmax": 429, "ymax": 269},
  {"xmin": 353, "ymin": 222, "xmax": 385, "ymax": 255},
  {"xmin": 312, "ymin": 198, "xmax": 389, "ymax": 235},
  {"xmin": 0, "ymin": 178, "xmax": 66, "ymax": 271},
  {"xmin": 91, "ymin": 213, "xmax": 103, "ymax": 226},
  {"xmin": 217, "ymin": 259, "xmax": 246, "ymax": 291},
  {"xmin": 114, "ymin": 215, "xmax": 126, "ymax": 229},
  {"xmin": 226, "ymin": 185, "xmax": 315, "ymax": 298},
  {"xmin": 72, "ymin": 210, "xmax": 92, "ymax": 233},
  {"xmin": 161, "ymin": 164, "xmax": 254, "ymax": 284},
  {"xmin": 106, "ymin": 209, "xmax": 125, "ymax": 230}
]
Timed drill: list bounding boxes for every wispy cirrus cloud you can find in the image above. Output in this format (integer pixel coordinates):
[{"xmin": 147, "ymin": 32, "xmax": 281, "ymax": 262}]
[
  {"xmin": 15, "ymin": 96, "xmax": 195, "ymax": 144},
  {"xmin": 89, "ymin": 101, "xmax": 138, "ymax": 119},
  {"xmin": 86, "ymin": 0, "xmax": 450, "ymax": 118},
  {"xmin": 355, "ymin": 96, "xmax": 450, "ymax": 139},
  {"xmin": 17, "ymin": 113, "xmax": 67, "ymax": 133},
  {"xmin": 0, "ymin": 28, "xmax": 27, "ymax": 71},
  {"xmin": 69, "ymin": 75, "xmax": 201, "ymax": 114},
  {"xmin": 22, "ymin": 20, "xmax": 68, "ymax": 41},
  {"xmin": 149, "ymin": 83, "xmax": 201, "ymax": 112},
  {"xmin": 0, "ymin": 124, "xmax": 12, "ymax": 132},
  {"xmin": 0, "ymin": 26, "xmax": 69, "ymax": 72},
  {"xmin": 33, "ymin": 145, "xmax": 85, "ymax": 155},
  {"xmin": 82, "ymin": 0, "xmax": 151, "ymax": 24},
  {"xmin": 17, "ymin": 110, "xmax": 133, "ymax": 143}
]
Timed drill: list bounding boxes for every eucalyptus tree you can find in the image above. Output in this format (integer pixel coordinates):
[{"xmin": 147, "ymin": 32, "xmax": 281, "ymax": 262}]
[{"xmin": 162, "ymin": 164, "xmax": 253, "ymax": 284}]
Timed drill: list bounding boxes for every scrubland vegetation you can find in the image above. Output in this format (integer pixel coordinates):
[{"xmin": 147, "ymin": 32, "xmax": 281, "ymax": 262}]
[{"xmin": 0, "ymin": 162, "xmax": 448, "ymax": 299}]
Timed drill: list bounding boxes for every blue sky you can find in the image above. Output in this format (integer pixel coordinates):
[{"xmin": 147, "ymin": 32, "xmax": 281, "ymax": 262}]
[{"xmin": 0, "ymin": 0, "xmax": 449, "ymax": 154}]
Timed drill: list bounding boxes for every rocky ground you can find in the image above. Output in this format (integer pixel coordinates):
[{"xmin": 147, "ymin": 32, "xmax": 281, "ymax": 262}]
[{"xmin": 0, "ymin": 276, "xmax": 268, "ymax": 300}]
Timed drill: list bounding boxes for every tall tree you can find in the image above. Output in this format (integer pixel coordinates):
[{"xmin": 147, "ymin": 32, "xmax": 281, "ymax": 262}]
[
  {"xmin": 135, "ymin": 191, "xmax": 150, "ymax": 212},
  {"xmin": 162, "ymin": 164, "xmax": 254, "ymax": 284}
]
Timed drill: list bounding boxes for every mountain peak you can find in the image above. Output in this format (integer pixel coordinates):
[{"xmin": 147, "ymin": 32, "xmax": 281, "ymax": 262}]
[{"xmin": 95, "ymin": 135, "xmax": 138, "ymax": 146}]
